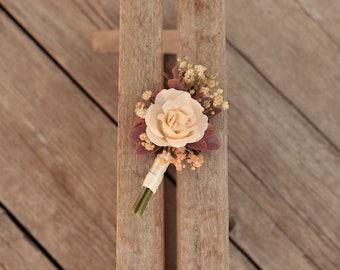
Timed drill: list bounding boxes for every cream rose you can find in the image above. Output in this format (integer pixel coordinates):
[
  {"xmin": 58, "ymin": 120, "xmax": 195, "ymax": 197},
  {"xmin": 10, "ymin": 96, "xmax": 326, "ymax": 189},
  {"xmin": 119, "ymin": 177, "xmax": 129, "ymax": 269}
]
[{"xmin": 145, "ymin": 88, "xmax": 208, "ymax": 147}]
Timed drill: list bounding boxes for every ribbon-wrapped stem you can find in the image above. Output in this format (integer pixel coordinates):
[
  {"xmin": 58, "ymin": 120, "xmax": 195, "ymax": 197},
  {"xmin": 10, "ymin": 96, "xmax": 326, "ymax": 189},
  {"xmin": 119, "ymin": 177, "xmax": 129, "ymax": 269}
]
[{"xmin": 132, "ymin": 153, "xmax": 170, "ymax": 216}]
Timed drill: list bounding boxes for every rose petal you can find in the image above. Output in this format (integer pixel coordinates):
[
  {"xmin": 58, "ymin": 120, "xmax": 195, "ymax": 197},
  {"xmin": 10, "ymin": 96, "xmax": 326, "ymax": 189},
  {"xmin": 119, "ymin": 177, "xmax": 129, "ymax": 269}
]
[
  {"xmin": 173, "ymin": 91, "xmax": 191, "ymax": 104},
  {"xmin": 146, "ymin": 88, "xmax": 210, "ymax": 148},
  {"xmin": 162, "ymin": 100, "xmax": 179, "ymax": 113},
  {"xmin": 180, "ymin": 105, "xmax": 194, "ymax": 118},
  {"xmin": 150, "ymin": 89, "xmax": 162, "ymax": 103},
  {"xmin": 155, "ymin": 88, "xmax": 187, "ymax": 104},
  {"xmin": 167, "ymin": 137, "xmax": 192, "ymax": 148},
  {"xmin": 129, "ymin": 124, "xmax": 146, "ymax": 143},
  {"xmin": 146, "ymin": 127, "xmax": 168, "ymax": 146},
  {"xmin": 198, "ymin": 114, "xmax": 209, "ymax": 135},
  {"xmin": 145, "ymin": 104, "xmax": 164, "ymax": 138}
]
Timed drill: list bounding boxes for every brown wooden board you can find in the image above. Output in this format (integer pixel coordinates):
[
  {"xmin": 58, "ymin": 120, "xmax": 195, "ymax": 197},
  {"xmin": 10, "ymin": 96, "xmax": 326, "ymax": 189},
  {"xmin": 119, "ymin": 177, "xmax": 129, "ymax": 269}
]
[
  {"xmin": 177, "ymin": 0, "xmax": 229, "ymax": 269},
  {"xmin": 2, "ymin": 1, "xmax": 340, "ymax": 269},
  {"xmin": 228, "ymin": 44, "xmax": 340, "ymax": 269},
  {"xmin": 230, "ymin": 175, "xmax": 318, "ymax": 270},
  {"xmin": 226, "ymin": 0, "xmax": 340, "ymax": 148},
  {"xmin": 116, "ymin": 0, "xmax": 164, "ymax": 269},
  {"xmin": 292, "ymin": 0, "xmax": 340, "ymax": 44},
  {"xmin": 2, "ymin": 0, "xmax": 120, "ymax": 119},
  {"xmin": 0, "ymin": 11, "xmax": 116, "ymax": 269},
  {"xmin": 93, "ymin": 30, "xmax": 180, "ymax": 54},
  {"xmin": 229, "ymin": 243, "xmax": 257, "ymax": 270},
  {"xmin": 0, "ymin": 209, "xmax": 56, "ymax": 270},
  {"xmin": 3, "ymin": 0, "xmax": 339, "ymax": 147}
]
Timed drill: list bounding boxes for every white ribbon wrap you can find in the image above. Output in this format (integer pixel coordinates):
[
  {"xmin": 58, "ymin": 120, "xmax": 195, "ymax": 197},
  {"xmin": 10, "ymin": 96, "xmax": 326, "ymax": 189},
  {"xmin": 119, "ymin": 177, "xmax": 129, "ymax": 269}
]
[{"xmin": 142, "ymin": 153, "xmax": 170, "ymax": 193}]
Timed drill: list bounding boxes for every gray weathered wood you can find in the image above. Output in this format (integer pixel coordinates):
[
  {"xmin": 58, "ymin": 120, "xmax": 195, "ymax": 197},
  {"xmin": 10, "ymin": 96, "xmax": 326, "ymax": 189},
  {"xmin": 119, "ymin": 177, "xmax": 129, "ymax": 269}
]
[
  {"xmin": 0, "ymin": 209, "xmax": 56, "ymax": 270},
  {"xmin": 177, "ymin": 0, "xmax": 229, "ymax": 269},
  {"xmin": 228, "ymin": 43, "xmax": 340, "ymax": 269},
  {"xmin": 230, "ymin": 175, "xmax": 318, "ymax": 270},
  {"xmin": 93, "ymin": 30, "xmax": 180, "ymax": 54},
  {"xmin": 227, "ymin": 0, "xmax": 340, "ymax": 148},
  {"xmin": 2, "ymin": 1, "xmax": 340, "ymax": 269},
  {"xmin": 0, "ymin": 12, "xmax": 116, "ymax": 269},
  {"xmin": 2, "ymin": 0, "xmax": 120, "ymax": 119},
  {"xmin": 229, "ymin": 243, "xmax": 257, "ymax": 270},
  {"xmin": 117, "ymin": 1, "xmax": 164, "ymax": 269}
]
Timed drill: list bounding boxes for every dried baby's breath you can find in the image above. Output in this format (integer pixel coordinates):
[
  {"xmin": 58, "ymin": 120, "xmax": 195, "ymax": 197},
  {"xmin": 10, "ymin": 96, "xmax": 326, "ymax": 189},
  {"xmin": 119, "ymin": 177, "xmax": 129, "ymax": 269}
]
[
  {"xmin": 142, "ymin": 90, "xmax": 152, "ymax": 101},
  {"xmin": 139, "ymin": 132, "xmax": 156, "ymax": 151},
  {"xmin": 135, "ymin": 101, "xmax": 147, "ymax": 118}
]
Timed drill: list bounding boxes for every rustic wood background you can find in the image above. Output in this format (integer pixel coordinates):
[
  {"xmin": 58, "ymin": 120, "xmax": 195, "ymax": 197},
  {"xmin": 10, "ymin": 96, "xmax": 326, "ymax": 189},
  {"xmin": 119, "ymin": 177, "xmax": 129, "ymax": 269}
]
[{"xmin": 0, "ymin": 0, "xmax": 339, "ymax": 269}]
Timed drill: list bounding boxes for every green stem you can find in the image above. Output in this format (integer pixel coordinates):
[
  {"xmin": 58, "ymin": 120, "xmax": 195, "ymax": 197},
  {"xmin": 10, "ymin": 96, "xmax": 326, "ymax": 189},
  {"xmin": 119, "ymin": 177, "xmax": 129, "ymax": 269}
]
[{"xmin": 132, "ymin": 187, "xmax": 153, "ymax": 217}]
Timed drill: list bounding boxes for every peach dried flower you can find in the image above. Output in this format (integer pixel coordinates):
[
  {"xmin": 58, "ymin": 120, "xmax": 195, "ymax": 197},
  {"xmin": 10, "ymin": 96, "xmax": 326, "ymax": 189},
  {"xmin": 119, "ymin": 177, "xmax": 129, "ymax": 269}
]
[{"xmin": 145, "ymin": 89, "xmax": 208, "ymax": 148}]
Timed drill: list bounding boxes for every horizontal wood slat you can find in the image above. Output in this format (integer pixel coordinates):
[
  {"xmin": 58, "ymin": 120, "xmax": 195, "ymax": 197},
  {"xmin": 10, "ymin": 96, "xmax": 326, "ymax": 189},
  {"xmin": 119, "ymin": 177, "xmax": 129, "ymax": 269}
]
[{"xmin": 93, "ymin": 30, "xmax": 180, "ymax": 54}]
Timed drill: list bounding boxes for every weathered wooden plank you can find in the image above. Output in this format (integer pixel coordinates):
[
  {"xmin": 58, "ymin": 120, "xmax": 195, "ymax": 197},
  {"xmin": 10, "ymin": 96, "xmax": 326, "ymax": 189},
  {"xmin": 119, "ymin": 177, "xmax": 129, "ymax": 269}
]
[
  {"xmin": 230, "ymin": 175, "xmax": 318, "ymax": 270},
  {"xmin": 293, "ymin": 0, "xmax": 340, "ymax": 44},
  {"xmin": 93, "ymin": 30, "xmax": 180, "ymax": 54},
  {"xmin": 0, "ymin": 209, "xmax": 56, "ymax": 270},
  {"xmin": 177, "ymin": 0, "xmax": 228, "ymax": 269},
  {"xmin": 229, "ymin": 243, "xmax": 257, "ymax": 270},
  {"xmin": 117, "ymin": 1, "xmax": 164, "ymax": 269},
  {"xmin": 165, "ymin": 177, "xmax": 257, "ymax": 270},
  {"xmin": 227, "ymin": 0, "xmax": 340, "ymax": 148},
  {"xmin": 2, "ymin": 0, "xmax": 120, "ymax": 119},
  {"xmin": 2, "ymin": 1, "xmax": 340, "ymax": 270},
  {"xmin": 228, "ymin": 43, "xmax": 340, "ymax": 269},
  {"xmin": 4, "ymin": 0, "xmax": 339, "ymax": 150},
  {"xmin": 0, "ymin": 12, "xmax": 116, "ymax": 269}
]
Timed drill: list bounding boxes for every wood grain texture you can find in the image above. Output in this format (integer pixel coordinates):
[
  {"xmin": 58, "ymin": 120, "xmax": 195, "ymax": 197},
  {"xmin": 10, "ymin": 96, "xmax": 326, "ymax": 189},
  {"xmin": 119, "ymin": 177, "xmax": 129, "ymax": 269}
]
[
  {"xmin": 93, "ymin": 30, "xmax": 180, "ymax": 54},
  {"xmin": 117, "ymin": 1, "xmax": 164, "ymax": 269},
  {"xmin": 228, "ymin": 43, "xmax": 340, "ymax": 269},
  {"xmin": 230, "ymin": 174, "xmax": 318, "ymax": 270},
  {"xmin": 0, "ymin": 11, "xmax": 116, "ymax": 269},
  {"xmin": 2, "ymin": 1, "xmax": 340, "ymax": 269},
  {"xmin": 294, "ymin": 0, "xmax": 340, "ymax": 44},
  {"xmin": 227, "ymin": 0, "xmax": 340, "ymax": 148},
  {"xmin": 2, "ymin": 0, "xmax": 120, "ymax": 119},
  {"xmin": 229, "ymin": 243, "xmax": 257, "ymax": 270},
  {"xmin": 0, "ymin": 209, "xmax": 56, "ymax": 270},
  {"xmin": 177, "ymin": 0, "xmax": 228, "ymax": 269}
]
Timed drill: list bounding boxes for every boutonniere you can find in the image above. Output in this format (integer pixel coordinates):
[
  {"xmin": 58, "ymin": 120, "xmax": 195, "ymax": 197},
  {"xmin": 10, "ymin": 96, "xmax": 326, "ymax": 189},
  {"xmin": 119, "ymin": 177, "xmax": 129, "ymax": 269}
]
[{"xmin": 129, "ymin": 58, "xmax": 229, "ymax": 216}]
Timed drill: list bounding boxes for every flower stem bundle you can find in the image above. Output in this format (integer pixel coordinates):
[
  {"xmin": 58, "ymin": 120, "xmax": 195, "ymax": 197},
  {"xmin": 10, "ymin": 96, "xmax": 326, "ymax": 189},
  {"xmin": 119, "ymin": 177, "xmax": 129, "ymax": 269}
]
[
  {"xmin": 132, "ymin": 153, "xmax": 170, "ymax": 216},
  {"xmin": 132, "ymin": 187, "xmax": 153, "ymax": 217}
]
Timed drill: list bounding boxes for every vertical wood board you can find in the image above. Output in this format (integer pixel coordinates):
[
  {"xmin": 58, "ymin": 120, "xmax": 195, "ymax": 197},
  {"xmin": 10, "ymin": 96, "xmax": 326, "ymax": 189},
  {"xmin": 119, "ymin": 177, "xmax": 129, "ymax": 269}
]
[
  {"xmin": 117, "ymin": 1, "xmax": 164, "ymax": 269},
  {"xmin": 177, "ymin": 0, "xmax": 229, "ymax": 269}
]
